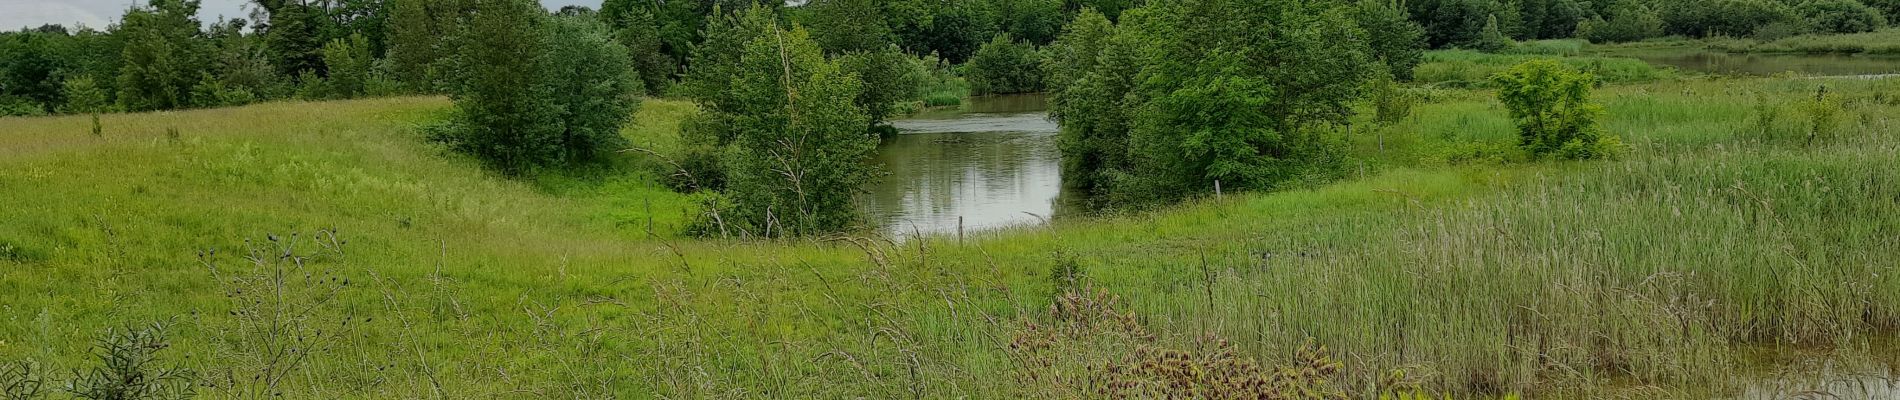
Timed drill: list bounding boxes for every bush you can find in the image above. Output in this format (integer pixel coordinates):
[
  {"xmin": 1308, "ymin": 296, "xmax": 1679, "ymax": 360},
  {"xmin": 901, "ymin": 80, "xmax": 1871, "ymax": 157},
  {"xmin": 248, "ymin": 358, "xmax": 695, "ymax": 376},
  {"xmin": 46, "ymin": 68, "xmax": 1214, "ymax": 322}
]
[
  {"xmin": 1491, "ymin": 60, "xmax": 1621, "ymax": 160},
  {"xmin": 1799, "ymin": 0, "xmax": 1888, "ymax": 34},
  {"xmin": 1576, "ymin": 4, "xmax": 1664, "ymax": 43},
  {"xmin": 966, "ymin": 34, "xmax": 1045, "ymax": 96},
  {"xmin": 434, "ymin": 1, "xmax": 641, "ymax": 175},
  {"xmin": 68, "ymin": 323, "xmax": 196, "ymax": 400},
  {"xmin": 720, "ymin": 23, "xmax": 874, "ymax": 237},
  {"xmin": 320, "ymin": 33, "xmax": 373, "ymax": 98},
  {"xmin": 1354, "ymin": 1, "xmax": 1428, "ymax": 80}
]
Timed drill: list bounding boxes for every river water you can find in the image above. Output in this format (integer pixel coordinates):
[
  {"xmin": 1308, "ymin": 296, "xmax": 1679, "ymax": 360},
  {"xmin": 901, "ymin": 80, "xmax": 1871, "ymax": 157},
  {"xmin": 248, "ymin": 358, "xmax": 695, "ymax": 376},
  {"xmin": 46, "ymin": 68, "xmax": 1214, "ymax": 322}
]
[{"xmin": 860, "ymin": 95, "xmax": 1066, "ymax": 237}]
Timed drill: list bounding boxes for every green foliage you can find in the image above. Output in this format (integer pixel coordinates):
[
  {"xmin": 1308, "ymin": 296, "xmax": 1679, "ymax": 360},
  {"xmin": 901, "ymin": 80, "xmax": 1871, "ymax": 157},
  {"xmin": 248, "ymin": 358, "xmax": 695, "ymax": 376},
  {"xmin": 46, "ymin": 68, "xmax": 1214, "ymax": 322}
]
[
  {"xmin": 68, "ymin": 323, "xmax": 196, "ymax": 400},
  {"xmin": 803, "ymin": 0, "xmax": 896, "ymax": 53},
  {"xmin": 1370, "ymin": 71, "xmax": 1418, "ymax": 127},
  {"xmin": 0, "ymin": 360, "xmax": 45, "ymax": 399},
  {"xmin": 837, "ymin": 48, "xmax": 927, "ymax": 127},
  {"xmin": 1046, "ymin": 8, "xmax": 1135, "ymax": 201},
  {"xmin": 321, "ymin": 33, "xmax": 374, "ymax": 99},
  {"xmin": 1354, "ymin": 1, "xmax": 1429, "ymax": 81},
  {"xmin": 1577, "ymin": 2, "xmax": 1665, "ymax": 43},
  {"xmin": 984, "ymin": 0, "xmax": 1067, "ymax": 45},
  {"xmin": 1, "ymin": 32, "xmax": 69, "ymax": 114},
  {"xmin": 1113, "ymin": 0, "xmax": 1375, "ymax": 205},
  {"xmin": 717, "ymin": 12, "xmax": 875, "ymax": 236},
  {"xmin": 1476, "ymin": 14, "xmax": 1514, "ymax": 52},
  {"xmin": 966, "ymin": 34, "xmax": 1045, "ymax": 96},
  {"xmin": 1799, "ymin": 0, "xmax": 1888, "ymax": 34},
  {"xmin": 60, "ymin": 76, "xmax": 111, "ymax": 114},
  {"xmin": 433, "ymin": 0, "xmax": 640, "ymax": 175},
  {"xmin": 543, "ymin": 15, "xmax": 643, "ymax": 162},
  {"xmin": 386, "ymin": 0, "xmax": 466, "ymax": 93},
  {"xmin": 1800, "ymin": 86, "xmax": 1844, "ymax": 146},
  {"xmin": 114, "ymin": 0, "xmax": 209, "ymax": 112},
  {"xmin": 188, "ymin": 72, "xmax": 254, "ymax": 108},
  {"xmin": 601, "ymin": 0, "xmax": 676, "ymax": 96},
  {"xmin": 1415, "ymin": 50, "xmax": 1669, "ymax": 87},
  {"xmin": 1409, "ymin": 0, "xmax": 1518, "ymax": 48},
  {"xmin": 899, "ymin": 0, "xmax": 994, "ymax": 63},
  {"xmin": 1657, "ymin": 0, "xmax": 1797, "ymax": 38},
  {"xmin": 1490, "ymin": 60, "xmax": 1618, "ymax": 159}
]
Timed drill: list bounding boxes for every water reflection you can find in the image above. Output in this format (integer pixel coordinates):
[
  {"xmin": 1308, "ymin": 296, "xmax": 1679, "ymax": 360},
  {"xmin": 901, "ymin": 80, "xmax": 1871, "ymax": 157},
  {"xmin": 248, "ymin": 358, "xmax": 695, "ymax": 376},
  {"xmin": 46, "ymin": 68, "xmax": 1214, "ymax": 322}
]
[{"xmin": 861, "ymin": 95, "xmax": 1065, "ymax": 237}]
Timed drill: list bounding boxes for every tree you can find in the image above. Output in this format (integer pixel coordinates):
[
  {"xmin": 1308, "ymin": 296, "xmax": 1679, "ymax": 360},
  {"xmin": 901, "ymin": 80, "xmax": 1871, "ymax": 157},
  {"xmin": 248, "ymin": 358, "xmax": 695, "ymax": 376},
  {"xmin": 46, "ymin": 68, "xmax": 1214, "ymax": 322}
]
[
  {"xmin": 543, "ymin": 15, "xmax": 643, "ymax": 165},
  {"xmin": 1576, "ymin": 1, "xmax": 1663, "ymax": 43},
  {"xmin": 1115, "ymin": 0, "xmax": 1375, "ymax": 205},
  {"xmin": 321, "ymin": 33, "xmax": 372, "ymax": 98},
  {"xmin": 803, "ymin": 0, "xmax": 895, "ymax": 53},
  {"xmin": 1476, "ymin": 14, "xmax": 1513, "ymax": 52},
  {"xmin": 385, "ymin": 0, "xmax": 441, "ymax": 91},
  {"xmin": 984, "ymin": 0, "xmax": 1066, "ymax": 45},
  {"xmin": 967, "ymin": 34, "xmax": 1044, "ymax": 96},
  {"xmin": 837, "ymin": 48, "xmax": 925, "ymax": 129},
  {"xmin": 1657, "ymin": 0, "xmax": 1797, "ymax": 38},
  {"xmin": 1864, "ymin": 0, "xmax": 1900, "ymax": 20},
  {"xmin": 62, "ymin": 76, "xmax": 112, "ymax": 114},
  {"xmin": 436, "ymin": 1, "xmax": 641, "ymax": 174},
  {"xmin": 433, "ymin": 0, "xmax": 562, "ymax": 174},
  {"xmin": 257, "ymin": 0, "xmax": 332, "ymax": 77},
  {"xmin": 1353, "ymin": 1, "xmax": 1427, "ymax": 81},
  {"xmin": 909, "ymin": 0, "xmax": 997, "ymax": 64},
  {"xmin": 600, "ymin": 0, "xmax": 676, "ymax": 95},
  {"xmin": 1, "ymin": 32, "xmax": 69, "ymax": 113},
  {"xmin": 1800, "ymin": 0, "xmax": 1887, "ymax": 34},
  {"xmin": 115, "ymin": 0, "xmax": 209, "ymax": 112},
  {"xmin": 1491, "ymin": 60, "xmax": 1617, "ymax": 159},
  {"xmin": 719, "ymin": 13, "xmax": 875, "ymax": 236},
  {"xmin": 1046, "ymin": 8, "xmax": 1137, "ymax": 202}
]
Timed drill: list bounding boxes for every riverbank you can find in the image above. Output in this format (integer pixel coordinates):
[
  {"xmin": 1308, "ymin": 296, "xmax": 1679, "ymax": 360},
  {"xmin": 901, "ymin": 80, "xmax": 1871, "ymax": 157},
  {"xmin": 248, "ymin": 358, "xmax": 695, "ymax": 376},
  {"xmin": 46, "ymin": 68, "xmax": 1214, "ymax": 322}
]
[{"xmin": 2, "ymin": 75, "xmax": 1897, "ymax": 398}]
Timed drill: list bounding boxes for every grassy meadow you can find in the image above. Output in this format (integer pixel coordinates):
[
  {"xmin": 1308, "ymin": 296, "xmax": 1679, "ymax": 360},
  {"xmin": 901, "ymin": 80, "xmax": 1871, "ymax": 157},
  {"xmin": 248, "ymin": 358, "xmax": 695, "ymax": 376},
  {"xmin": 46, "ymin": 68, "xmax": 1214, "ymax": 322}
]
[{"xmin": 3, "ymin": 74, "xmax": 1900, "ymax": 398}]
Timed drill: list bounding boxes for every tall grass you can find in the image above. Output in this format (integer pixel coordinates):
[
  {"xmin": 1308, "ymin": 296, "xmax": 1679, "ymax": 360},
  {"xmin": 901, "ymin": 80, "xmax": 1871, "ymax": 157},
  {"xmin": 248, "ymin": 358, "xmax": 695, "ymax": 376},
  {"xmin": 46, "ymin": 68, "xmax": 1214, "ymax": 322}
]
[
  {"xmin": 1415, "ymin": 50, "xmax": 1674, "ymax": 87},
  {"xmin": 1702, "ymin": 29, "xmax": 1900, "ymax": 55},
  {"xmin": 1, "ymin": 77, "xmax": 1897, "ymax": 398}
]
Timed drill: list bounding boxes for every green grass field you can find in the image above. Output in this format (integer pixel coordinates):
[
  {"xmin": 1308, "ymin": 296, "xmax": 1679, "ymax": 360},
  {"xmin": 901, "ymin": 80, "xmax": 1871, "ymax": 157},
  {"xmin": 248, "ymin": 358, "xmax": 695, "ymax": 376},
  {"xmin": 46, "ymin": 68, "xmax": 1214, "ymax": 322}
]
[{"xmin": 3, "ymin": 75, "xmax": 1898, "ymax": 398}]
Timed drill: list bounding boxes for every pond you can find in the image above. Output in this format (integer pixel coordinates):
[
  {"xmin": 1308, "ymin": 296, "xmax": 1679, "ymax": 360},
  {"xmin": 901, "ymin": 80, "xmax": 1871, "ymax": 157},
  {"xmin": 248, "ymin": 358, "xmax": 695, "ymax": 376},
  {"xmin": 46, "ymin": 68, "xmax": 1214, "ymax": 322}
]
[
  {"xmin": 1602, "ymin": 48, "xmax": 1900, "ymax": 77},
  {"xmin": 860, "ymin": 94, "xmax": 1069, "ymax": 238}
]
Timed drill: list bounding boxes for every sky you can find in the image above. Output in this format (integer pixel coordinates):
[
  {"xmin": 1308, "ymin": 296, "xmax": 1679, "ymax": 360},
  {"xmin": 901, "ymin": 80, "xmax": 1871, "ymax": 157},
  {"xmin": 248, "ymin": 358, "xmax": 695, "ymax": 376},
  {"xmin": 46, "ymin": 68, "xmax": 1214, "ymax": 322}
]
[{"xmin": 0, "ymin": 0, "xmax": 601, "ymax": 31}]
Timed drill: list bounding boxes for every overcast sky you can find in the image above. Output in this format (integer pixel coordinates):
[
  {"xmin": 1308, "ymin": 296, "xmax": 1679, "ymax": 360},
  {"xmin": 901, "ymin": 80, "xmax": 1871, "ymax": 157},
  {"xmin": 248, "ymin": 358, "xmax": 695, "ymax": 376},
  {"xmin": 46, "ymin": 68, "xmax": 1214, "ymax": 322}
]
[{"xmin": 0, "ymin": 0, "xmax": 601, "ymax": 31}]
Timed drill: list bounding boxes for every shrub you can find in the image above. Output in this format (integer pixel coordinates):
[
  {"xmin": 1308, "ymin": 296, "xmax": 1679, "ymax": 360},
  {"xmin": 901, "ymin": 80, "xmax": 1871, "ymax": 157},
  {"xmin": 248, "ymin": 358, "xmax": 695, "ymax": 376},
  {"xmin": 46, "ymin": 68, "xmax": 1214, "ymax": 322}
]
[
  {"xmin": 0, "ymin": 360, "xmax": 44, "ymax": 399},
  {"xmin": 1475, "ymin": 15, "xmax": 1514, "ymax": 52},
  {"xmin": 966, "ymin": 34, "xmax": 1045, "ymax": 96},
  {"xmin": 837, "ymin": 47, "xmax": 926, "ymax": 126},
  {"xmin": 434, "ymin": 1, "xmax": 641, "ymax": 175},
  {"xmin": 1799, "ymin": 0, "xmax": 1888, "ymax": 34},
  {"xmin": 1491, "ymin": 60, "xmax": 1621, "ymax": 159},
  {"xmin": 61, "ymin": 76, "xmax": 112, "ymax": 114},
  {"xmin": 1576, "ymin": 4, "xmax": 1664, "ymax": 43},
  {"xmin": 67, "ymin": 323, "xmax": 196, "ymax": 400},
  {"xmin": 707, "ymin": 6, "xmax": 876, "ymax": 237},
  {"xmin": 320, "ymin": 33, "xmax": 373, "ymax": 99},
  {"xmin": 1354, "ymin": 1, "xmax": 1428, "ymax": 80}
]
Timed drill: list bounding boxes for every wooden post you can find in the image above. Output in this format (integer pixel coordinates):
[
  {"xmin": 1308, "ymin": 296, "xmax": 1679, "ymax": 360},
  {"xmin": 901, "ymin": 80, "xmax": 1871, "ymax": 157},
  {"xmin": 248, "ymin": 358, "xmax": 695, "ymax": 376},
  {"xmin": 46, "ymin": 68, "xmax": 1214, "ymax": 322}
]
[
  {"xmin": 1215, "ymin": 180, "xmax": 1223, "ymax": 199},
  {"xmin": 957, "ymin": 216, "xmax": 964, "ymax": 245}
]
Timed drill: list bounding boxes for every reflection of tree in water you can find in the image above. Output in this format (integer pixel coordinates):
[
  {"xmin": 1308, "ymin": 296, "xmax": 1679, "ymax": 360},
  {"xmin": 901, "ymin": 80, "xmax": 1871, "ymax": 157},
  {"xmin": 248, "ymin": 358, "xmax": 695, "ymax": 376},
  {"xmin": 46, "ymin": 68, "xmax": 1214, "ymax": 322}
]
[{"xmin": 863, "ymin": 115, "xmax": 1068, "ymax": 236}]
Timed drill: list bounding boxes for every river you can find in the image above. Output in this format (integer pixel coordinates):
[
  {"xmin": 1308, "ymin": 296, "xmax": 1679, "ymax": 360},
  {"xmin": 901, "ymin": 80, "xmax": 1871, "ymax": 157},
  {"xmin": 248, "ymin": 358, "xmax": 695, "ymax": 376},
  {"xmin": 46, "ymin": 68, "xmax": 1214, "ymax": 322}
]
[{"xmin": 860, "ymin": 94, "xmax": 1067, "ymax": 238}]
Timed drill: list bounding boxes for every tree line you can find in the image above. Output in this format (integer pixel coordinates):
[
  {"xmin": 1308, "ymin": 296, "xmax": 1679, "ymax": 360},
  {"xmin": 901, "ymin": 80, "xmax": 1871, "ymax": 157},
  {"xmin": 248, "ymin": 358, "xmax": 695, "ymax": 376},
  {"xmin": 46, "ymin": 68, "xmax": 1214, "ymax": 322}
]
[
  {"xmin": 0, "ymin": 0, "xmax": 1872, "ymax": 236},
  {"xmin": 1409, "ymin": 0, "xmax": 1895, "ymax": 47}
]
